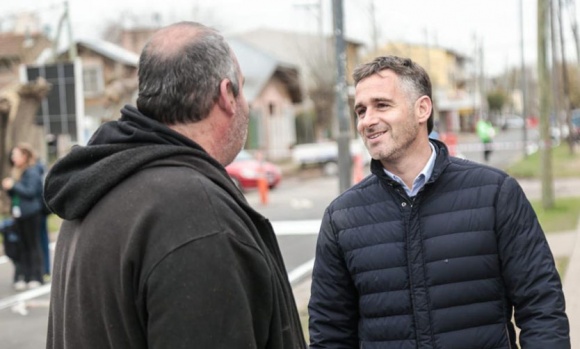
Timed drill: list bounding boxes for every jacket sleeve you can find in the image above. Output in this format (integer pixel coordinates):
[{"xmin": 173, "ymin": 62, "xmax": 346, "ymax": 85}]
[
  {"xmin": 495, "ymin": 176, "xmax": 570, "ymax": 348},
  {"xmin": 309, "ymin": 209, "xmax": 359, "ymax": 349},
  {"xmin": 11, "ymin": 169, "xmax": 42, "ymax": 199},
  {"xmin": 144, "ymin": 232, "xmax": 274, "ymax": 349}
]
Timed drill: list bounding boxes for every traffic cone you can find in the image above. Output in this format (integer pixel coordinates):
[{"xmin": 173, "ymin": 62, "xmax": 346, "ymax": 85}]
[
  {"xmin": 256, "ymin": 151, "xmax": 269, "ymax": 205},
  {"xmin": 258, "ymin": 175, "xmax": 269, "ymax": 205}
]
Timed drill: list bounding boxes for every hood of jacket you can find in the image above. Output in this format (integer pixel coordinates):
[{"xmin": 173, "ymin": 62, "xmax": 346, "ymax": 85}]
[{"xmin": 44, "ymin": 105, "xmax": 241, "ymax": 220}]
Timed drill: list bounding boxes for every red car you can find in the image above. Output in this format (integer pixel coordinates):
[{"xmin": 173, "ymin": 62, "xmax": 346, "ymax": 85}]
[{"xmin": 226, "ymin": 150, "xmax": 282, "ymax": 191}]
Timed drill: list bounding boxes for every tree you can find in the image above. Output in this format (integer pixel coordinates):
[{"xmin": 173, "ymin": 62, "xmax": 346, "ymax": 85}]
[
  {"xmin": 0, "ymin": 78, "xmax": 51, "ymax": 213},
  {"xmin": 486, "ymin": 90, "xmax": 507, "ymax": 117},
  {"xmin": 538, "ymin": 0, "xmax": 555, "ymax": 209}
]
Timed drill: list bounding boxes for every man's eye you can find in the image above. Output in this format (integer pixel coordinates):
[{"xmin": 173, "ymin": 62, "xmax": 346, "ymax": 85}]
[
  {"xmin": 377, "ymin": 103, "xmax": 389, "ymax": 109},
  {"xmin": 356, "ymin": 109, "xmax": 365, "ymax": 118}
]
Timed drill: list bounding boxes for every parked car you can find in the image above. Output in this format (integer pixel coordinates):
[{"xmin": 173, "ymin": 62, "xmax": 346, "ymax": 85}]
[
  {"xmin": 291, "ymin": 138, "xmax": 371, "ymax": 176},
  {"xmin": 226, "ymin": 150, "xmax": 282, "ymax": 191},
  {"xmin": 500, "ymin": 114, "xmax": 525, "ymax": 130}
]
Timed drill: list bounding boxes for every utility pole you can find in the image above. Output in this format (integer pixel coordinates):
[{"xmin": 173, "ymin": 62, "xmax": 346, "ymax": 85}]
[
  {"xmin": 567, "ymin": 0, "xmax": 580, "ymax": 65},
  {"xmin": 537, "ymin": 0, "xmax": 555, "ymax": 209},
  {"xmin": 473, "ymin": 33, "xmax": 479, "ymax": 123},
  {"xmin": 560, "ymin": 0, "xmax": 576, "ymax": 154},
  {"xmin": 479, "ymin": 39, "xmax": 486, "ymax": 122},
  {"xmin": 332, "ymin": 0, "xmax": 352, "ymax": 193},
  {"xmin": 520, "ymin": 0, "xmax": 529, "ymax": 157},
  {"xmin": 369, "ymin": 0, "xmax": 379, "ymax": 53},
  {"xmin": 51, "ymin": 0, "xmax": 77, "ymax": 62},
  {"xmin": 550, "ymin": 0, "xmax": 563, "ymax": 139}
]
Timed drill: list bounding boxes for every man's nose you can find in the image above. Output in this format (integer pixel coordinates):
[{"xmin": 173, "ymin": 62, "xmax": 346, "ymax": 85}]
[{"xmin": 358, "ymin": 109, "xmax": 378, "ymax": 129}]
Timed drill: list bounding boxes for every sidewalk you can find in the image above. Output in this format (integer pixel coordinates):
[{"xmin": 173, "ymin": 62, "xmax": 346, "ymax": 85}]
[{"xmin": 293, "ymin": 177, "xmax": 580, "ymax": 345}]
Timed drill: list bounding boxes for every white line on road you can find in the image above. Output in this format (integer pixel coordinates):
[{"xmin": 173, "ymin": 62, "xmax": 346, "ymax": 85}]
[
  {"xmin": 272, "ymin": 220, "xmax": 321, "ymax": 235},
  {"xmin": 288, "ymin": 258, "xmax": 315, "ymax": 284},
  {"xmin": 0, "ymin": 284, "xmax": 51, "ymax": 311},
  {"xmin": 0, "ymin": 221, "xmax": 321, "ymax": 309}
]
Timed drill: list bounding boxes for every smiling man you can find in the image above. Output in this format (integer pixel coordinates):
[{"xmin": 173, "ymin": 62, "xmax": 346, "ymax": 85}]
[{"xmin": 308, "ymin": 55, "xmax": 570, "ymax": 349}]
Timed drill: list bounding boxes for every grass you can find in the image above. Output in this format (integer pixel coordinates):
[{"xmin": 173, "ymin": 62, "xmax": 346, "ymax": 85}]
[
  {"xmin": 47, "ymin": 214, "xmax": 62, "ymax": 235},
  {"xmin": 530, "ymin": 197, "xmax": 580, "ymax": 233},
  {"xmin": 506, "ymin": 143, "xmax": 580, "ymax": 232},
  {"xmin": 507, "ymin": 143, "xmax": 580, "ymax": 178},
  {"xmin": 555, "ymin": 257, "xmax": 570, "ymax": 278}
]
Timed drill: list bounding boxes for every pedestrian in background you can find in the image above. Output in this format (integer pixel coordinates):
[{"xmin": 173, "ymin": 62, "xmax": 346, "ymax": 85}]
[
  {"xmin": 308, "ymin": 55, "xmax": 570, "ymax": 348},
  {"xmin": 476, "ymin": 116, "xmax": 496, "ymax": 162},
  {"xmin": 1, "ymin": 143, "xmax": 45, "ymax": 291},
  {"xmin": 33, "ymin": 160, "xmax": 51, "ymax": 281},
  {"xmin": 44, "ymin": 21, "xmax": 306, "ymax": 349}
]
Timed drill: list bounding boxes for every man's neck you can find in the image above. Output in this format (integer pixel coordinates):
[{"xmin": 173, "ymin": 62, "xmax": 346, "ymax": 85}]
[{"xmin": 383, "ymin": 140, "xmax": 433, "ymax": 189}]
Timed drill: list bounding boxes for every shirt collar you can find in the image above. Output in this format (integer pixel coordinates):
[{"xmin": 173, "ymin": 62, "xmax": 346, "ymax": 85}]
[{"xmin": 383, "ymin": 142, "xmax": 437, "ymax": 197}]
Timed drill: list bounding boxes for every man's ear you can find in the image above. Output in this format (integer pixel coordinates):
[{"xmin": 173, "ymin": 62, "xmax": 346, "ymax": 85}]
[
  {"xmin": 217, "ymin": 78, "xmax": 235, "ymax": 115},
  {"xmin": 415, "ymin": 96, "xmax": 432, "ymax": 124}
]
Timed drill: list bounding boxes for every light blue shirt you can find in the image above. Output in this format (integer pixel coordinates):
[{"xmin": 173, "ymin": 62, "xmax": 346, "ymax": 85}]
[{"xmin": 383, "ymin": 142, "xmax": 437, "ymax": 197}]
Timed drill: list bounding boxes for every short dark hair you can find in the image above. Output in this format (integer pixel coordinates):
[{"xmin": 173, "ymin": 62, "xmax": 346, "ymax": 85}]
[
  {"xmin": 136, "ymin": 22, "xmax": 239, "ymax": 125},
  {"xmin": 353, "ymin": 55, "xmax": 433, "ymax": 134}
]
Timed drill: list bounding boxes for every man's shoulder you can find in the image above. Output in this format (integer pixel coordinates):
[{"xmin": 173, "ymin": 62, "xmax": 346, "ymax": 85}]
[{"xmin": 326, "ymin": 175, "xmax": 383, "ymax": 212}]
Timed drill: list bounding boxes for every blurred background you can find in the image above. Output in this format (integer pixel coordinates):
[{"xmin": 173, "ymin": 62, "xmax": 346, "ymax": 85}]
[{"xmin": 0, "ymin": 0, "xmax": 579, "ymax": 347}]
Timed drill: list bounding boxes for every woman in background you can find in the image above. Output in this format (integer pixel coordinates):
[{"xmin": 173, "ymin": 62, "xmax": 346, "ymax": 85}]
[{"xmin": 2, "ymin": 143, "xmax": 44, "ymax": 290}]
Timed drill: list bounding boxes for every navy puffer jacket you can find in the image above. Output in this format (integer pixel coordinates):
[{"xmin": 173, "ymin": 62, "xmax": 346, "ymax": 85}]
[{"xmin": 309, "ymin": 140, "xmax": 569, "ymax": 349}]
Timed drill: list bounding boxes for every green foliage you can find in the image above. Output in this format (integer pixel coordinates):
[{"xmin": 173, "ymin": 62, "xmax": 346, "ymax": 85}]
[
  {"xmin": 486, "ymin": 90, "xmax": 507, "ymax": 113},
  {"xmin": 507, "ymin": 144, "xmax": 580, "ymax": 178},
  {"xmin": 295, "ymin": 111, "xmax": 316, "ymax": 144}
]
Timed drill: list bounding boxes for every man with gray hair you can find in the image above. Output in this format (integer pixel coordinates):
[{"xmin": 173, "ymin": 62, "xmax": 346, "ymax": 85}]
[
  {"xmin": 45, "ymin": 22, "xmax": 306, "ymax": 349},
  {"xmin": 308, "ymin": 55, "xmax": 569, "ymax": 348}
]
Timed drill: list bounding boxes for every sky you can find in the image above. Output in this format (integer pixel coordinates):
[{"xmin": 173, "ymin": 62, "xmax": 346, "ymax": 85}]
[{"xmin": 1, "ymin": 0, "xmax": 578, "ymax": 76}]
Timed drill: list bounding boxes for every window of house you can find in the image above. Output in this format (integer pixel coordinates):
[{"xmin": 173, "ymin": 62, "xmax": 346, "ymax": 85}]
[
  {"xmin": 269, "ymin": 102, "xmax": 275, "ymax": 116},
  {"xmin": 82, "ymin": 64, "xmax": 104, "ymax": 97}
]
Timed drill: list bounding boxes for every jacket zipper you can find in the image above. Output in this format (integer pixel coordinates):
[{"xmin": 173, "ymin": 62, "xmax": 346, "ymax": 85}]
[{"xmin": 504, "ymin": 324, "xmax": 513, "ymax": 349}]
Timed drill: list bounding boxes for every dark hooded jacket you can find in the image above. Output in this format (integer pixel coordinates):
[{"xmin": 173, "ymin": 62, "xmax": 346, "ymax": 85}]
[
  {"xmin": 309, "ymin": 140, "xmax": 570, "ymax": 349},
  {"xmin": 45, "ymin": 105, "xmax": 306, "ymax": 349}
]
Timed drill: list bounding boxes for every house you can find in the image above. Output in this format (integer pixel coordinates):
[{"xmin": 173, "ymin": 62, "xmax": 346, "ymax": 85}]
[
  {"xmin": 60, "ymin": 36, "xmax": 302, "ymax": 160},
  {"xmin": 228, "ymin": 38, "xmax": 303, "ymax": 160},
  {"xmin": 47, "ymin": 37, "xmax": 140, "ymax": 143},
  {"xmin": 112, "ymin": 28, "xmax": 305, "ymax": 160},
  {"xmin": 367, "ymin": 41, "xmax": 476, "ymax": 132},
  {"xmin": 62, "ymin": 38, "xmax": 139, "ymax": 121},
  {"xmin": 106, "ymin": 27, "xmax": 158, "ymax": 54},
  {"xmin": 0, "ymin": 32, "xmax": 52, "ymax": 90},
  {"xmin": 0, "ymin": 31, "xmax": 53, "ymax": 171},
  {"xmin": 232, "ymin": 28, "xmax": 363, "ymax": 140}
]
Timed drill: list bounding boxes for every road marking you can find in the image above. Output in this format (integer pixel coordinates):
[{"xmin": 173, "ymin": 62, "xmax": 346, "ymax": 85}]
[
  {"xmin": 0, "ymin": 221, "xmax": 322, "ymax": 309},
  {"xmin": 288, "ymin": 258, "xmax": 315, "ymax": 284},
  {"xmin": 290, "ymin": 198, "xmax": 314, "ymax": 209},
  {"xmin": 272, "ymin": 220, "xmax": 321, "ymax": 235},
  {"xmin": 0, "ymin": 284, "xmax": 51, "ymax": 311}
]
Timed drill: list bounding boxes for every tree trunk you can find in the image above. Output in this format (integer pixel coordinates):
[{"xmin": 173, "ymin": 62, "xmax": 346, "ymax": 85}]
[
  {"xmin": 558, "ymin": 0, "xmax": 576, "ymax": 154},
  {"xmin": 538, "ymin": 0, "xmax": 555, "ymax": 209},
  {"xmin": 10, "ymin": 77, "xmax": 50, "ymax": 148}
]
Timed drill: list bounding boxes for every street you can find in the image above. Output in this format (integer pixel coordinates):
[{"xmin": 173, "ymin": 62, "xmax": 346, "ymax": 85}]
[{"xmin": 0, "ymin": 128, "xmax": 531, "ymax": 348}]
